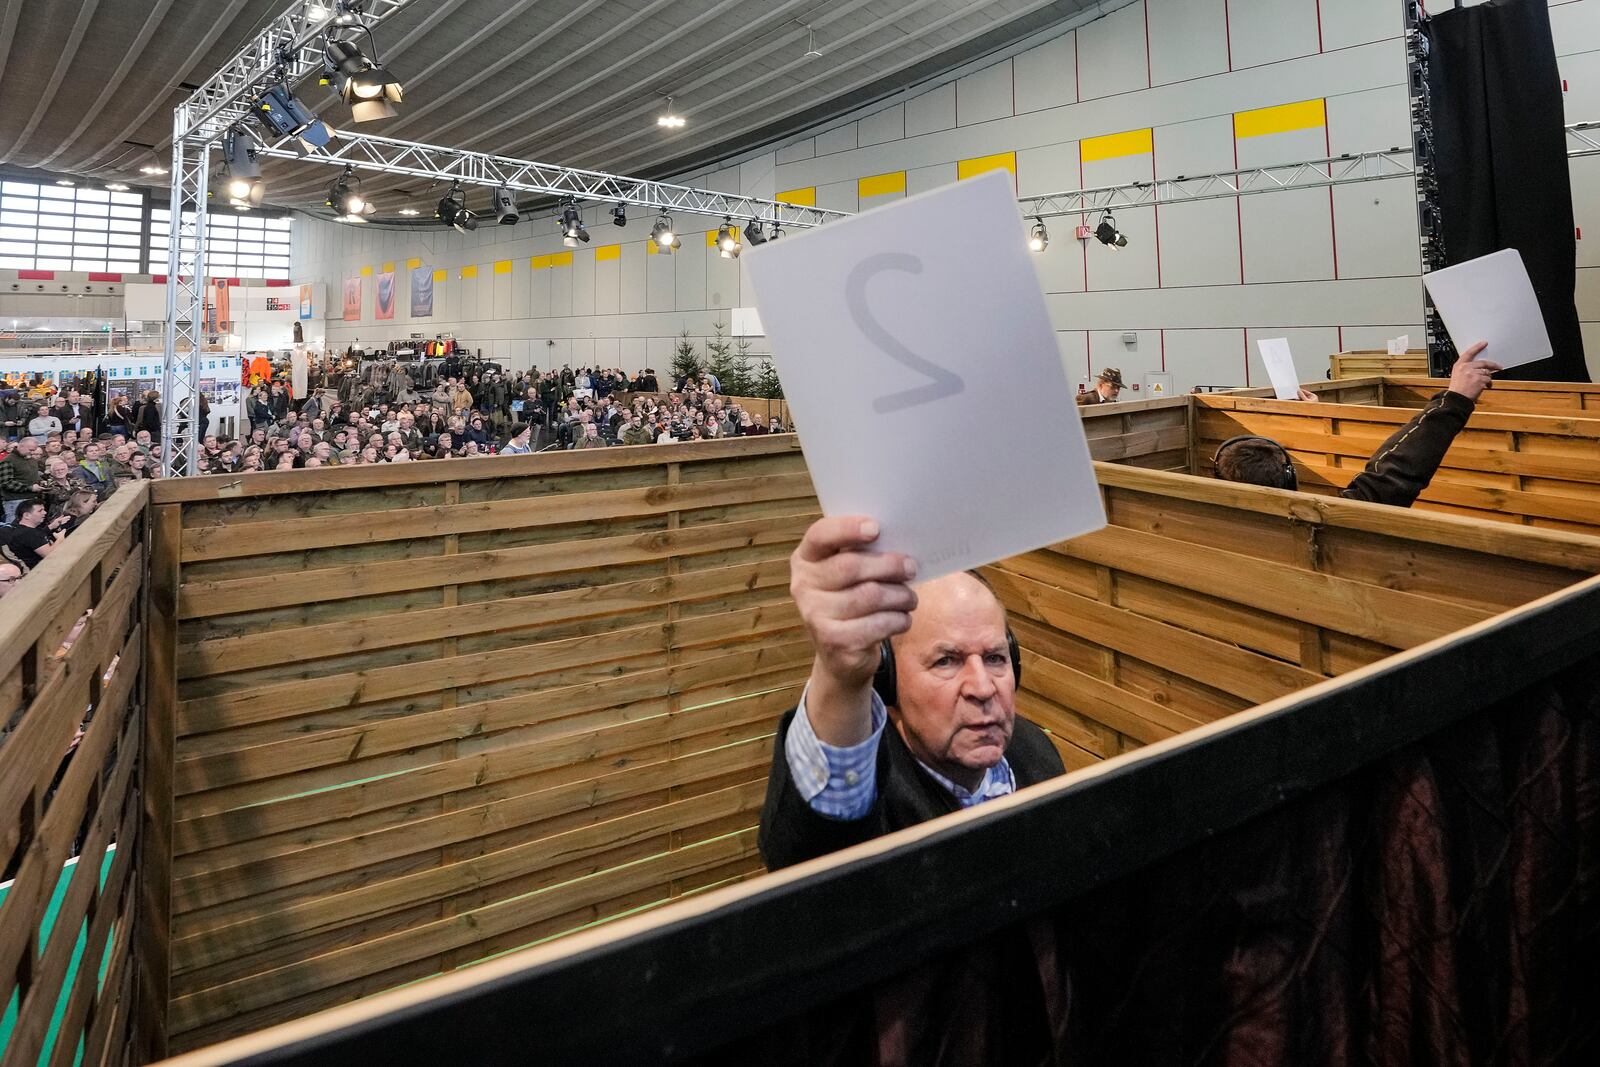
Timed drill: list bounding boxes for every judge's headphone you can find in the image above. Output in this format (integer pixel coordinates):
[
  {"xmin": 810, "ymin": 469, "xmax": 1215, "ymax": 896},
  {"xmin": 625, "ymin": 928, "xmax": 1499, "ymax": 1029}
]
[
  {"xmin": 1212, "ymin": 434, "xmax": 1297, "ymax": 491},
  {"xmin": 873, "ymin": 630, "xmax": 1022, "ymax": 707}
]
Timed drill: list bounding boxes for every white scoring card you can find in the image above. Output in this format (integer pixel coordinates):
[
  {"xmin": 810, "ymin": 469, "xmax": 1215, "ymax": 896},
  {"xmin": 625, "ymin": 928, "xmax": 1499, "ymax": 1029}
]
[
  {"xmin": 742, "ymin": 169, "xmax": 1105, "ymax": 582},
  {"xmin": 1256, "ymin": 338, "xmax": 1301, "ymax": 400},
  {"xmin": 1422, "ymin": 248, "xmax": 1553, "ymax": 371}
]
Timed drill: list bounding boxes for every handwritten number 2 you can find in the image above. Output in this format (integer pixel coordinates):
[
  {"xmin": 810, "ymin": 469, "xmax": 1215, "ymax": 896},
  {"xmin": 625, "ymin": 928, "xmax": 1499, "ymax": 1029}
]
[{"xmin": 846, "ymin": 253, "xmax": 966, "ymax": 414}]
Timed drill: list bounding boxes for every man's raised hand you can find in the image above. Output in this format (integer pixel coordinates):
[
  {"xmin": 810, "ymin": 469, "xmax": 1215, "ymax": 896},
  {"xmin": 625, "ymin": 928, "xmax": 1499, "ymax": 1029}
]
[
  {"xmin": 790, "ymin": 516, "xmax": 918, "ymax": 689},
  {"xmin": 1447, "ymin": 341, "xmax": 1502, "ymax": 403}
]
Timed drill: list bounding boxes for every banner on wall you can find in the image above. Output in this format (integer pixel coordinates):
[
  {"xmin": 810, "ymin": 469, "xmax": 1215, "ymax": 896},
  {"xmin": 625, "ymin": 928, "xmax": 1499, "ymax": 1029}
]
[
  {"xmin": 205, "ymin": 280, "xmax": 232, "ymax": 334},
  {"xmin": 375, "ymin": 271, "xmax": 396, "ymax": 320},
  {"xmin": 342, "ymin": 275, "xmax": 362, "ymax": 321},
  {"xmin": 410, "ymin": 266, "xmax": 433, "ymax": 318},
  {"xmin": 299, "ymin": 284, "xmax": 314, "ymax": 320}
]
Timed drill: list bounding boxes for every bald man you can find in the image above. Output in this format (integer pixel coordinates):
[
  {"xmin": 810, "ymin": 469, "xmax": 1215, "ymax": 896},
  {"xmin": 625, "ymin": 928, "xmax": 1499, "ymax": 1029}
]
[{"xmin": 759, "ymin": 517, "xmax": 1065, "ymax": 871}]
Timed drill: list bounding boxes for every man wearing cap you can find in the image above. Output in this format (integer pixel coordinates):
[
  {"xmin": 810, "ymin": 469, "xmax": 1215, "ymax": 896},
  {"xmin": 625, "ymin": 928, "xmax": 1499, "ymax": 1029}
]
[{"xmin": 1076, "ymin": 367, "xmax": 1123, "ymax": 406}]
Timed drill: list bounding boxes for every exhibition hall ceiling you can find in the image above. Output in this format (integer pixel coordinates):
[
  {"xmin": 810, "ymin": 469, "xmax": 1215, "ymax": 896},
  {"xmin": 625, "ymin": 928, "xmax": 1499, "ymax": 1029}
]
[{"xmin": 0, "ymin": 0, "xmax": 1106, "ymax": 217}]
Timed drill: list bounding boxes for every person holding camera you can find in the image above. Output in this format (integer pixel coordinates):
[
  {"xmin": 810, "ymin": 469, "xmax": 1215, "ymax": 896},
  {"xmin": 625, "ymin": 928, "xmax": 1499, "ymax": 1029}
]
[{"xmin": 759, "ymin": 517, "xmax": 1065, "ymax": 871}]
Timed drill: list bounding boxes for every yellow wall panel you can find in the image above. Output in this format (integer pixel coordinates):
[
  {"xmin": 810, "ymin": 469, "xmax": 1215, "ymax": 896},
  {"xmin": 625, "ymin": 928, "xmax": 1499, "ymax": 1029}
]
[
  {"xmin": 1080, "ymin": 129, "xmax": 1153, "ymax": 163},
  {"xmin": 406, "ymin": 257, "xmax": 422, "ymax": 270},
  {"xmin": 1234, "ymin": 99, "xmax": 1326, "ymax": 139},
  {"xmin": 956, "ymin": 152, "xmax": 1016, "ymax": 180},
  {"xmin": 550, "ymin": 251, "xmax": 573, "ymax": 267},
  {"xmin": 359, "ymin": 265, "xmax": 373, "ymax": 277},
  {"xmin": 459, "ymin": 265, "xmax": 477, "ymax": 279},
  {"xmin": 494, "ymin": 260, "xmax": 513, "ymax": 275},
  {"xmin": 776, "ymin": 187, "xmax": 816, "ymax": 206},
  {"xmin": 595, "ymin": 244, "xmax": 621, "ymax": 262},
  {"xmin": 858, "ymin": 171, "xmax": 906, "ymax": 198},
  {"xmin": 381, "ymin": 262, "xmax": 395, "ymax": 273},
  {"xmin": 432, "ymin": 269, "xmax": 446, "ymax": 282}
]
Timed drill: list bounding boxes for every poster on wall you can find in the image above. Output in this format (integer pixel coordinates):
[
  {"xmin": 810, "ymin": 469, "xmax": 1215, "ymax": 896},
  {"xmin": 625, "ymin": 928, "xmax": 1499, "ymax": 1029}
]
[
  {"xmin": 375, "ymin": 270, "xmax": 396, "ymax": 320},
  {"xmin": 205, "ymin": 280, "xmax": 232, "ymax": 334},
  {"xmin": 410, "ymin": 266, "xmax": 433, "ymax": 318},
  {"xmin": 299, "ymin": 283, "xmax": 314, "ymax": 320},
  {"xmin": 342, "ymin": 275, "xmax": 362, "ymax": 321}
]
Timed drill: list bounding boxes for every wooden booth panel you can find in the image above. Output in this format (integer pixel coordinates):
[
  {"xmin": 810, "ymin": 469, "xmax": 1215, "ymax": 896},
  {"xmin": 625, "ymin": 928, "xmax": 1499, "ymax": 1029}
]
[{"xmin": 1380, "ymin": 376, "xmax": 1600, "ymax": 417}]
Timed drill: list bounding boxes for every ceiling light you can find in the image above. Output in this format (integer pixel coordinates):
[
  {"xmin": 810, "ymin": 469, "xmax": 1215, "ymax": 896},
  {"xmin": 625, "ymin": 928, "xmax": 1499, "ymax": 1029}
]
[
  {"xmin": 560, "ymin": 201, "xmax": 589, "ymax": 247},
  {"xmin": 140, "ymin": 165, "xmax": 169, "ymax": 175},
  {"xmin": 323, "ymin": 38, "xmax": 403, "ymax": 122},
  {"xmin": 717, "ymin": 218, "xmax": 740, "ymax": 259},
  {"xmin": 1094, "ymin": 211, "xmax": 1128, "ymax": 249},
  {"xmin": 657, "ymin": 96, "xmax": 686, "ymax": 129},
  {"xmin": 802, "ymin": 24, "xmax": 823, "ymax": 59},
  {"xmin": 106, "ymin": 182, "xmax": 130, "ymax": 191},
  {"xmin": 744, "ymin": 219, "xmax": 766, "ymax": 247},
  {"xmin": 254, "ymin": 82, "xmax": 334, "ymax": 151},
  {"xmin": 493, "ymin": 186, "xmax": 520, "ymax": 225},
  {"xmin": 304, "ymin": 2, "xmax": 330, "ymax": 23},
  {"xmin": 437, "ymin": 182, "xmax": 476, "ymax": 233},
  {"xmin": 1028, "ymin": 218, "xmax": 1049, "ymax": 253},
  {"xmin": 55, "ymin": 179, "xmax": 75, "ymax": 187},
  {"xmin": 398, "ymin": 207, "xmax": 420, "ymax": 216},
  {"xmin": 650, "ymin": 214, "xmax": 679, "ymax": 251},
  {"xmin": 611, "ymin": 203, "xmax": 627, "ymax": 227}
]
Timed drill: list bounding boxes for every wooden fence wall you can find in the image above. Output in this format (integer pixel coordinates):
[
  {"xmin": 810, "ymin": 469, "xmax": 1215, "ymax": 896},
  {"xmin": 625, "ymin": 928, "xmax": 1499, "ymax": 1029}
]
[
  {"xmin": 985, "ymin": 464, "xmax": 1600, "ymax": 765},
  {"xmin": 0, "ymin": 484, "xmax": 153, "ymax": 1067},
  {"xmin": 1328, "ymin": 349, "xmax": 1429, "ymax": 378},
  {"xmin": 1191, "ymin": 393, "xmax": 1600, "ymax": 534},
  {"xmin": 147, "ymin": 438, "xmax": 817, "ymax": 1053},
  {"xmin": 1379, "ymin": 376, "xmax": 1600, "ymax": 416}
]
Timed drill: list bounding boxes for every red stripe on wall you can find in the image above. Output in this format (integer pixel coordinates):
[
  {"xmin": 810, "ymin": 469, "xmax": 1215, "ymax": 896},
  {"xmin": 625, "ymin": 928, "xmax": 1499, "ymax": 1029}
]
[
  {"xmin": 1160, "ymin": 328, "xmax": 1166, "ymax": 372},
  {"xmin": 1143, "ymin": 0, "xmax": 1153, "ymax": 88},
  {"xmin": 17, "ymin": 269, "xmax": 54, "ymax": 280},
  {"xmin": 1315, "ymin": 0, "xmax": 1324, "ymax": 53},
  {"xmin": 1223, "ymin": 0, "xmax": 1233, "ymax": 71},
  {"xmin": 1326, "ymin": 117, "xmax": 1339, "ymax": 280},
  {"xmin": 264, "ymin": 279, "xmax": 292, "ymax": 287},
  {"xmin": 1151, "ymin": 134, "xmax": 1163, "ymax": 289},
  {"xmin": 87, "ymin": 272, "xmax": 122, "ymax": 282},
  {"xmin": 151, "ymin": 275, "xmax": 166, "ymax": 284},
  {"xmin": 1074, "ymin": 31, "xmax": 1081, "ymax": 102},
  {"xmin": 1233, "ymin": 136, "xmax": 1245, "ymax": 284}
]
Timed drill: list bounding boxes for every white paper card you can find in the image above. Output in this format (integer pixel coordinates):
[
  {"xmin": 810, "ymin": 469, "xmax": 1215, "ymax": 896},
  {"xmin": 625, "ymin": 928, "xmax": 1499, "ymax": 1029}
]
[
  {"xmin": 1422, "ymin": 249, "xmax": 1552, "ymax": 370},
  {"xmin": 742, "ymin": 169, "xmax": 1106, "ymax": 581},
  {"xmin": 1386, "ymin": 335, "xmax": 1410, "ymax": 356},
  {"xmin": 1256, "ymin": 338, "xmax": 1300, "ymax": 400}
]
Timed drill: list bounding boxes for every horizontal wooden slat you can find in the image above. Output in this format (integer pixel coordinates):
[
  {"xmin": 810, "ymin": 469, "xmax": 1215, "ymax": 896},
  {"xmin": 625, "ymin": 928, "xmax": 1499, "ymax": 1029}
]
[{"xmin": 177, "ymin": 510, "xmax": 818, "ymax": 619}]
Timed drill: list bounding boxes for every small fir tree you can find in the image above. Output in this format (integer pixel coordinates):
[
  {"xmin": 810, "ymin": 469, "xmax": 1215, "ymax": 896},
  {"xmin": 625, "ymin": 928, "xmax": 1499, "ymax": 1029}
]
[
  {"xmin": 752, "ymin": 358, "xmax": 784, "ymax": 400},
  {"xmin": 703, "ymin": 321, "xmax": 738, "ymax": 392},
  {"xmin": 669, "ymin": 329, "xmax": 702, "ymax": 389},
  {"xmin": 726, "ymin": 333, "xmax": 756, "ymax": 397}
]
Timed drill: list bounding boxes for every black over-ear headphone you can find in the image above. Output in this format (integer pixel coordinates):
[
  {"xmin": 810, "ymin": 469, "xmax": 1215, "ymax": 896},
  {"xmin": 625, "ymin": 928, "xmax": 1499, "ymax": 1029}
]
[
  {"xmin": 1212, "ymin": 434, "xmax": 1297, "ymax": 491},
  {"xmin": 873, "ymin": 629, "xmax": 1022, "ymax": 707}
]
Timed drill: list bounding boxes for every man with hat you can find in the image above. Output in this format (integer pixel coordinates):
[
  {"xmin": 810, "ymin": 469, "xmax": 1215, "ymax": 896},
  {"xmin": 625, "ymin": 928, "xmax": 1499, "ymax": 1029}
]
[{"xmin": 1076, "ymin": 367, "xmax": 1124, "ymax": 406}]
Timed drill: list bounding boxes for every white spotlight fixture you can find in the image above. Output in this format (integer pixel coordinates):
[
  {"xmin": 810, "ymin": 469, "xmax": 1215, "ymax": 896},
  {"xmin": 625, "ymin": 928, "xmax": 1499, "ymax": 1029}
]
[
  {"xmin": 1028, "ymin": 218, "xmax": 1049, "ymax": 253},
  {"xmin": 323, "ymin": 38, "xmax": 403, "ymax": 122},
  {"xmin": 716, "ymin": 219, "xmax": 740, "ymax": 259},
  {"xmin": 326, "ymin": 165, "xmax": 373, "ymax": 222},
  {"xmin": 560, "ymin": 201, "xmax": 589, "ymax": 247},
  {"xmin": 657, "ymin": 96, "xmax": 686, "ymax": 129},
  {"xmin": 492, "ymin": 186, "xmax": 520, "ymax": 225},
  {"xmin": 651, "ymin": 214, "xmax": 679, "ymax": 251},
  {"xmin": 223, "ymin": 125, "xmax": 265, "ymax": 207}
]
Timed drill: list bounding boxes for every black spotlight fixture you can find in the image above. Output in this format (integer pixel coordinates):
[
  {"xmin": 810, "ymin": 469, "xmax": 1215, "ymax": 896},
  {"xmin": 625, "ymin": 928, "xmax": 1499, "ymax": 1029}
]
[
  {"xmin": 321, "ymin": 36, "xmax": 403, "ymax": 122},
  {"xmin": 1094, "ymin": 211, "xmax": 1128, "ymax": 249},
  {"xmin": 611, "ymin": 202, "xmax": 627, "ymax": 227},
  {"xmin": 1028, "ymin": 217, "xmax": 1049, "ymax": 253},
  {"xmin": 252, "ymin": 82, "xmax": 333, "ymax": 152},
  {"xmin": 222, "ymin": 126, "xmax": 265, "ymax": 207},
  {"xmin": 492, "ymin": 186, "xmax": 519, "ymax": 225},
  {"xmin": 716, "ymin": 218, "xmax": 741, "ymax": 259},
  {"xmin": 767, "ymin": 222, "xmax": 785, "ymax": 242},
  {"xmin": 651, "ymin": 213, "xmax": 680, "ymax": 252},
  {"xmin": 560, "ymin": 200, "xmax": 590, "ymax": 247},
  {"xmin": 744, "ymin": 219, "xmax": 767, "ymax": 247},
  {"xmin": 437, "ymin": 181, "xmax": 476, "ymax": 233},
  {"xmin": 325, "ymin": 165, "xmax": 373, "ymax": 222}
]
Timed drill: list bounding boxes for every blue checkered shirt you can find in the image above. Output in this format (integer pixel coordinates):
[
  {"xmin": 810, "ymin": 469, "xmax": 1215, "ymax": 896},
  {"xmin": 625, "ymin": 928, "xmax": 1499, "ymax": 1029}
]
[{"xmin": 784, "ymin": 686, "xmax": 1016, "ymax": 820}]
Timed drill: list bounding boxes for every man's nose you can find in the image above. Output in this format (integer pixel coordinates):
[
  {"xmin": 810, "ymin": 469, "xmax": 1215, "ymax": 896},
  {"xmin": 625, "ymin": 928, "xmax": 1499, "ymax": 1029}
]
[{"xmin": 961, "ymin": 655, "xmax": 999, "ymax": 700}]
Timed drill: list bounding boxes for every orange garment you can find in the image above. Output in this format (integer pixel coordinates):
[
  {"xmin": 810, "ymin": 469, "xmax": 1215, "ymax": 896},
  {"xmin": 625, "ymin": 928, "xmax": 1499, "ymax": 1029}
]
[{"xmin": 248, "ymin": 355, "xmax": 272, "ymax": 383}]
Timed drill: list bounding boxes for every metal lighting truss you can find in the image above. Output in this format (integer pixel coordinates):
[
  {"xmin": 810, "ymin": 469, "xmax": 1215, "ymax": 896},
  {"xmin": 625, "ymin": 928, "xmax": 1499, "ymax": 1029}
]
[{"xmin": 251, "ymin": 130, "xmax": 850, "ymax": 227}]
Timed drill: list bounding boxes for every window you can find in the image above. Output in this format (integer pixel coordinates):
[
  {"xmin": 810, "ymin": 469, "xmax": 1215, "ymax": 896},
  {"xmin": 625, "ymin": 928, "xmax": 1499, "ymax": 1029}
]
[
  {"xmin": 149, "ymin": 208, "xmax": 292, "ymax": 278},
  {"xmin": 0, "ymin": 177, "xmax": 156, "ymax": 272}
]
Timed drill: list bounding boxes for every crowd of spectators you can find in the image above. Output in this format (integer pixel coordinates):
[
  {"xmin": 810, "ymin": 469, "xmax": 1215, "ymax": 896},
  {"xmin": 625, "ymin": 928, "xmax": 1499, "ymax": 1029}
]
[{"xmin": 0, "ymin": 366, "xmax": 790, "ymax": 594}]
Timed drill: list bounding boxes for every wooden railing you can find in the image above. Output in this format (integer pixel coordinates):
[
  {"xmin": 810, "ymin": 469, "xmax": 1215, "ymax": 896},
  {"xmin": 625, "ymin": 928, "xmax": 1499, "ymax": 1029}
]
[
  {"xmin": 1380, "ymin": 375, "xmax": 1600, "ymax": 415},
  {"xmin": 1328, "ymin": 348, "xmax": 1430, "ymax": 378},
  {"xmin": 145, "ymin": 438, "xmax": 816, "ymax": 1052},
  {"xmin": 0, "ymin": 484, "xmax": 155, "ymax": 1066}
]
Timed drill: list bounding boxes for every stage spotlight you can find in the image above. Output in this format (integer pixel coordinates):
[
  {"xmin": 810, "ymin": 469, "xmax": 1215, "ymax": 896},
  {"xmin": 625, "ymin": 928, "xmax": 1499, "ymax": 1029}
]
[
  {"xmin": 560, "ymin": 201, "xmax": 589, "ymax": 247},
  {"xmin": 1028, "ymin": 218, "xmax": 1049, "ymax": 253},
  {"xmin": 223, "ymin": 126, "xmax": 264, "ymax": 207},
  {"xmin": 323, "ymin": 38, "xmax": 403, "ymax": 122},
  {"xmin": 744, "ymin": 219, "xmax": 766, "ymax": 247},
  {"xmin": 716, "ymin": 219, "xmax": 740, "ymax": 259},
  {"xmin": 651, "ymin": 214, "xmax": 679, "ymax": 251},
  {"xmin": 325, "ymin": 166, "xmax": 372, "ymax": 222},
  {"xmin": 1094, "ymin": 211, "xmax": 1128, "ymax": 249},
  {"xmin": 437, "ymin": 182, "xmax": 476, "ymax": 233},
  {"xmin": 611, "ymin": 203, "xmax": 627, "ymax": 227},
  {"xmin": 492, "ymin": 186, "xmax": 520, "ymax": 225},
  {"xmin": 767, "ymin": 222, "xmax": 785, "ymax": 242},
  {"xmin": 253, "ymin": 82, "xmax": 334, "ymax": 151}
]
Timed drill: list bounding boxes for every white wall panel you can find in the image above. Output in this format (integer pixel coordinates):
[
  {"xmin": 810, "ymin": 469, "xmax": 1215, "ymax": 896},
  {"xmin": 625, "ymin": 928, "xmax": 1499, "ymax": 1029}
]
[
  {"xmin": 619, "ymin": 336, "xmax": 646, "ymax": 371},
  {"xmin": 1321, "ymin": 0, "xmax": 1400, "ymax": 51},
  {"xmin": 1013, "ymin": 31, "xmax": 1076, "ymax": 114},
  {"xmin": 957, "ymin": 60, "xmax": 1014, "ymax": 126},
  {"xmin": 1331, "ymin": 179, "xmax": 1418, "ymax": 279},
  {"xmin": 1237, "ymin": 125, "xmax": 1334, "ymax": 283},
  {"xmin": 510, "ymin": 263, "xmax": 530, "ymax": 319},
  {"xmin": 1340, "ymin": 324, "xmax": 1425, "ymax": 352},
  {"xmin": 1244, "ymin": 326, "xmax": 1340, "ymax": 389},
  {"xmin": 594, "ymin": 255, "xmax": 620, "ymax": 315},
  {"xmin": 706, "ymin": 244, "xmax": 739, "ymax": 308},
  {"xmin": 1090, "ymin": 328, "xmax": 1162, "ymax": 388},
  {"xmin": 529, "ymin": 262, "xmax": 551, "ymax": 320},
  {"xmin": 593, "ymin": 336, "xmax": 620, "ymax": 369},
  {"xmin": 816, "ymin": 180, "xmax": 859, "ymax": 214},
  {"xmin": 816, "ymin": 122, "xmax": 859, "ymax": 156},
  {"xmin": 571, "ymin": 252, "xmax": 595, "ymax": 316},
  {"xmin": 1326, "ymin": 85, "xmax": 1410, "ymax": 155},
  {"xmin": 1082, "ymin": 147, "xmax": 1158, "ymax": 291},
  {"xmin": 674, "ymin": 240, "xmax": 706, "ymax": 311},
  {"xmin": 1152, "ymin": 116, "xmax": 1240, "ymax": 288},
  {"xmin": 906, "ymin": 163, "xmax": 955, "ymax": 195},
  {"xmin": 1056, "ymin": 330, "xmax": 1090, "ymax": 381},
  {"xmin": 904, "ymin": 82, "xmax": 956, "ymax": 136},
  {"xmin": 620, "ymin": 242, "xmax": 646, "ymax": 313},
  {"xmin": 1076, "ymin": 1, "xmax": 1148, "ymax": 100},
  {"xmin": 548, "ymin": 262, "xmax": 573, "ymax": 318},
  {"xmin": 1165, "ymin": 327, "xmax": 1247, "ymax": 389},
  {"xmin": 646, "ymin": 247, "xmax": 675, "ymax": 311},
  {"xmin": 1147, "ymin": 0, "xmax": 1229, "ymax": 86},
  {"xmin": 492, "ymin": 270, "xmax": 512, "ymax": 319},
  {"xmin": 859, "ymin": 103, "xmax": 905, "ymax": 146},
  {"xmin": 1017, "ymin": 141, "xmax": 1079, "ymax": 198},
  {"xmin": 775, "ymin": 138, "xmax": 814, "ymax": 164},
  {"xmin": 1228, "ymin": 0, "xmax": 1320, "ymax": 69}
]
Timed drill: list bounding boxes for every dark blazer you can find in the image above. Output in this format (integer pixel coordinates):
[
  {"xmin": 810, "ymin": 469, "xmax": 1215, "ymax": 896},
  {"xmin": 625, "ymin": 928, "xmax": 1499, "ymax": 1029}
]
[
  {"xmin": 1341, "ymin": 390, "xmax": 1474, "ymax": 507},
  {"xmin": 758, "ymin": 708, "xmax": 1066, "ymax": 871}
]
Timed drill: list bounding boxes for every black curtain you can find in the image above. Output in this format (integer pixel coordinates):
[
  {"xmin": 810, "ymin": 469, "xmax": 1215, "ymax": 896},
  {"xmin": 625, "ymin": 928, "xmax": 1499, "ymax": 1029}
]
[{"xmin": 1427, "ymin": 0, "xmax": 1589, "ymax": 382}]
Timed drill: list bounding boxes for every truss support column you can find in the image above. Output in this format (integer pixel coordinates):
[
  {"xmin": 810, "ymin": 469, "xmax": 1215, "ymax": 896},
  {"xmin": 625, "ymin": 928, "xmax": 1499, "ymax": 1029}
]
[
  {"xmin": 160, "ymin": 115, "xmax": 210, "ymax": 478},
  {"xmin": 1406, "ymin": 0, "xmax": 1452, "ymax": 377}
]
